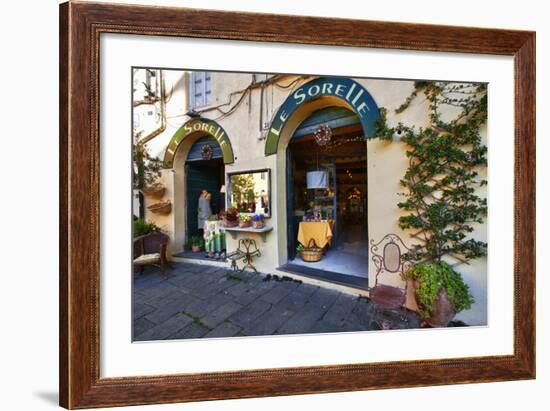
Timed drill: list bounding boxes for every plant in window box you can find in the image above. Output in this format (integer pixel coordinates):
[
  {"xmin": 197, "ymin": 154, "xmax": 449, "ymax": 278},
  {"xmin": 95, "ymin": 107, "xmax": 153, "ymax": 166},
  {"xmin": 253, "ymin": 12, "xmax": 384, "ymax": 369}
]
[
  {"xmin": 190, "ymin": 235, "xmax": 205, "ymax": 253},
  {"xmin": 251, "ymin": 214, "xmax": 265, "ymax": 229},
  {"xmin": 238, "ymin": 213, "xmax": 252, "ymax": 228},
  {"xmin": 223, "ymin": 207, "xmax": 239, "ymax": 227}
]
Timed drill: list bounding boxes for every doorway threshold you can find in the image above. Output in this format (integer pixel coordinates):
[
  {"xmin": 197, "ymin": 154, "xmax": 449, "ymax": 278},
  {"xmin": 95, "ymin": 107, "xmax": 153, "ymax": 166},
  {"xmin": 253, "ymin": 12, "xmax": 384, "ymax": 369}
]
[
  {"xmin": 171, "ymin": 250, "xmax": 227, "ymax": 268},
  {"xmin": 277, "ymin": 263, "xmax": 369, "ymax": 291}
]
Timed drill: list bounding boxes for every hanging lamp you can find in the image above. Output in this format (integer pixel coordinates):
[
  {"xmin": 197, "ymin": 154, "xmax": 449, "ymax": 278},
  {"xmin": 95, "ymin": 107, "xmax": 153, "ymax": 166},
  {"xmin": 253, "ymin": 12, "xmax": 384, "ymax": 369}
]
[
  {"xmin": 306, "ymin": 170, "xmax": 328, "ymax": 189},
  {"xmin": 306, "ymin": 124, "xmax": 331, "ymax": 189}
]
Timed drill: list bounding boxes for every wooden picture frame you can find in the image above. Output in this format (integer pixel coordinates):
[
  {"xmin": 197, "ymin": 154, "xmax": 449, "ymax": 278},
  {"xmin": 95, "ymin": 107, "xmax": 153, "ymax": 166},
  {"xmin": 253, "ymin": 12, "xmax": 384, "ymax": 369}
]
[{"xmin": 59, "ymin": 2, "xmax": 535, "ymax": 408}]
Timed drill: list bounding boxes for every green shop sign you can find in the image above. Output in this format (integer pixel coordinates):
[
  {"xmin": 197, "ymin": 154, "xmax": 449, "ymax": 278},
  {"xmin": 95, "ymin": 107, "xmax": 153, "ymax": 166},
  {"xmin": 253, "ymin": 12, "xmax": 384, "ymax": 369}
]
[
  {"xmin": 164, "ymin": 118, "xmax": 234, "ymax": 168},
  {"xmin": 264, "ymin": 77, "xmax": 380, "ymax": 155}
]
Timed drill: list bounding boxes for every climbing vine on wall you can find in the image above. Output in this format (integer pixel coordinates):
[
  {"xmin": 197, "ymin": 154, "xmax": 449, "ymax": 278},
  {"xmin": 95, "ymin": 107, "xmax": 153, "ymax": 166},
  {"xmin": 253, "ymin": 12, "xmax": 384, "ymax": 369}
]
[
  {"xmin": 133, "ymin": 132, "xmax": 163, "ymax": 189},
  {"xmin": 375, "ymin": 81, "xmax": 488, "ymax": 264}
]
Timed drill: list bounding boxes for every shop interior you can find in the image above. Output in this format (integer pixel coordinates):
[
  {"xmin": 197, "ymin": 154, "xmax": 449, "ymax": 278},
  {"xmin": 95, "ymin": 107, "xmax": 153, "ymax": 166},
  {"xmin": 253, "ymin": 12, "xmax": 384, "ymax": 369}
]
[{"xmin": 285, "ymin": 107, "xmax": 369, "ymax": 283}]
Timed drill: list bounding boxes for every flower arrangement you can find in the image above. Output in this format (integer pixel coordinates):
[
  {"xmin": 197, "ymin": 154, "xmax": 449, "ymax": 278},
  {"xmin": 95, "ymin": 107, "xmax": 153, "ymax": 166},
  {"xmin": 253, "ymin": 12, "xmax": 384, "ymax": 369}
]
[
  {"xmin": 223, "ymin": 207, "xmax": 239, "ymax": 227},
  {"xmin": 251, "ymin": 214, "xmax": 266, "ymax": 229},
  {"xmin": 238, "ymin": 213, "xmax": 252, "ymax": 228}
]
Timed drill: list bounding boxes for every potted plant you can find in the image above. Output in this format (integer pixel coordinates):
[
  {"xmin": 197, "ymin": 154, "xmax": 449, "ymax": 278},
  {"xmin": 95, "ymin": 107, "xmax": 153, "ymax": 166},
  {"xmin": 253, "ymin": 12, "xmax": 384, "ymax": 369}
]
[
  {"xmin": 190, "ymin": 236, "xmax": 204, "ymax": 253},
  {"xmin": 251, "ymin": 214, "xmax": 265, "ymax": 229},
  {"xmin": 406, "ymin": 261, "xmax": 474, "ymax": 327},
  {"xmin": 224, "ymin": 207, "xmax": 239, "ymax": 227},
  {"xmin": 132, "ymin": 218, "xmax": 161, "ymax": 238},
  {"xmin": 238, "ymin": 213, "xmax": 252, "ymax": 228}
]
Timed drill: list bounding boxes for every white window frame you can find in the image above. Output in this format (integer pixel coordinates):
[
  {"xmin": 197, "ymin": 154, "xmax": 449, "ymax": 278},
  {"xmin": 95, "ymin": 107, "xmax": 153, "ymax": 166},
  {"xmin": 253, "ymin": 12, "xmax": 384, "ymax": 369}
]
[{"xmin": 189, "ymin": 71, "xmax": 212, "ymax": 109}]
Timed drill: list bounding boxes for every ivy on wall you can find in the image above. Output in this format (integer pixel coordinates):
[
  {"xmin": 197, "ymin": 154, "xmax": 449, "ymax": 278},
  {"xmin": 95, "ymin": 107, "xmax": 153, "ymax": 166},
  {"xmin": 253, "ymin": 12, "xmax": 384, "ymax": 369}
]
[
  {"xmin": 133, "ymin": 132, "xmax": 163, "ymax": 189},
  {"xmin": 375, "ymin": 81, "xmax": 488, "ymax": 264}
]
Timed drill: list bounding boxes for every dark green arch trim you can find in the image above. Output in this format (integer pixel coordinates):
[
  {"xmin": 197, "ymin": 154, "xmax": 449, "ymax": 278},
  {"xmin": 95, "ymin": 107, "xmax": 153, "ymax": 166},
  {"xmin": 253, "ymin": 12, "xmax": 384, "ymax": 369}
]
[
  {"xmin": 264, "ymin": 77, "xmax": 381, "ymax": 155},
  {"xmin": 163, "ymin": 118, "xmax": 234, "ymax": 168}
]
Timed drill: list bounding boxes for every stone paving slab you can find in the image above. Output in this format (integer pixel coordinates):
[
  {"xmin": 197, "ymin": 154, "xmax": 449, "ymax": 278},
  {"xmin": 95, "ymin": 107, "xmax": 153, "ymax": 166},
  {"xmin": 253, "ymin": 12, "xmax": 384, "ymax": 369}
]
[
  {"xmin": 232, "ymin": 281, "xmax": 273, "ymax": 306},
  {"xmin": 309, "ymin": 320, "xmax": 345, "ymax": 334},
  {"xmin": 201, "ymin": 301, "xmax": 244, "ymax": 329},
  {"xmin": 222, "ymin": 281, "xmax": 252, "ymax": 298},
  {"xmin": 133, "ymin": 317, "xmax": 156, "ymax": 337},
  {"xmin": 184, "ymin": 293, "xmax": 233, "ymax": 318},
  {"xmin": 136, "ymin": 313, "xmax": 193, "ymax": 341},
  {"xmin": 243, "ymin": 305, "xmax": 296, "ymax": 336},
  {"xmin": 169, "ymin": 321, "xmax": 210, "ymax": 340},
  {"xmin": 205, "ymin": 321, "xmax": 242, "ymax": 338},
  {"xmin": 276, "ymin": 303, "xmax": 327, "ymax": 335},
  {"xmin": 259, "ymin": 285, "xmax": 294, "ymax": 305},
  {"xmin": 229, "ymin": 299, "xmax": 272, "ymax": 329},
  {"xmin": 277, "ymin": 289, "xmax": 312, "ymax": 312},
  {"xmin": 144, "ymin": 295, "xmax": 197, "ymax": 325},
  {"xmin": 345, "ymin": 300, "xmax": 373, "ymax": 328},
  {"xmin": 308, "ymin": 287, "xmax": 340, "ymax": 309},
  {"xmin": 132, "ymin": 262, "xmax": 421, "ymax": 341},
  {"xmin": 322, "ymin": 292, "xmax": 358, "ymax": 327},
  {"xmin": 133, "ymin": 303, "xmax": 156, "ymax": 321}
]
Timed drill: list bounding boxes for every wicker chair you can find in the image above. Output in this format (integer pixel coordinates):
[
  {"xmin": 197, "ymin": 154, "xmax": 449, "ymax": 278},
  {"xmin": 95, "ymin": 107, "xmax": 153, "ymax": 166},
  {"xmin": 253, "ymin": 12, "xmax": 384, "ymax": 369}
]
[
  {"xmin": 369, "ymin": 234, "xmax": 413, "ymax": 327},
  {"xmin": 133, "ymin": 232, "xmax": 169, "ymax": 275}
]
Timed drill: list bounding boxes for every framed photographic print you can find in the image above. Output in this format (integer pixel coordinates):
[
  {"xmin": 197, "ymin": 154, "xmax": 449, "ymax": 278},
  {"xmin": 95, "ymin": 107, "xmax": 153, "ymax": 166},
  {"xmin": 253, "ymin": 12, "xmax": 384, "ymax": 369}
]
[{"xmin": 59, "ymin": 2, "xmax": 535, "ymax": 409}]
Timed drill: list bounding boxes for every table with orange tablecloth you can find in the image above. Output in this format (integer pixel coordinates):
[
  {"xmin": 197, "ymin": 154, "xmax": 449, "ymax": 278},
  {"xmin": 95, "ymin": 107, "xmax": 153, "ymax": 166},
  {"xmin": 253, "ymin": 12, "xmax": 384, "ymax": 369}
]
[{"xmin": 297, "ymin": 221, "xmax": 333, "ymax": 249}]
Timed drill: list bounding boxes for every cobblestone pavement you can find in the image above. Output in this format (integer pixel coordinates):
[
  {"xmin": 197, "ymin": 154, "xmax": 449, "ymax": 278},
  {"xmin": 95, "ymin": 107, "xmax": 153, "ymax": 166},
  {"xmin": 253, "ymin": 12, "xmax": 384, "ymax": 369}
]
[{"xmin": 133, "ymin": 262, "xmax": 420, "ymax": 341}]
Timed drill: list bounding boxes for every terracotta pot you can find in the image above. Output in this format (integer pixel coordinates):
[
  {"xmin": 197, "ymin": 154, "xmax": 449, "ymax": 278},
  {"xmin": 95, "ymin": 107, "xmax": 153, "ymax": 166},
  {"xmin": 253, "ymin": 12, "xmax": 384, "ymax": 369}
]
[
  {"xmin": 414, "ymin": 285, "xmax": 456, "ymax": 327},
  {"xmin": 224, "ymin": 219, "xmax": 238, "ymax": 228},
  {"xmin": 238, "ymin": 221, "xmax": 252, "ymax": 228},
  {"xmin": 191, "ymin": 245, "xmax": 201, "ymax": 253},
  {"xmin": 252, "ymin": 221, "xmax": 265, "ymax": 229}
]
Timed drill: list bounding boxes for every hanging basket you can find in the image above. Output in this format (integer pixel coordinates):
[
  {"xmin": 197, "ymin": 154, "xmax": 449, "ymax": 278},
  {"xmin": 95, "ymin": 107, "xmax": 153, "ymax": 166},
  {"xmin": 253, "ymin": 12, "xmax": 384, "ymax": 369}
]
[
  {"xmin": 147, "ymin": 200, "xmax": 172, "ymax": 215},
  {"xmin": 140, "ymin": 184, "xmax": 165, "ymax": 199},
  {"xmin": 300, "ymin": 239, "xmax": 323, "ymax": 263}
]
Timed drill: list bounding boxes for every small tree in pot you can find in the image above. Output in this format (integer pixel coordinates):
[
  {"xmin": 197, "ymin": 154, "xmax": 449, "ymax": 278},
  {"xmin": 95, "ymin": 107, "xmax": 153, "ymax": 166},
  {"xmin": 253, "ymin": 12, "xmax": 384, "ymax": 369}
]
[{"xmin": 376, "ymin": 81, "xmax": 487, "ymax": 326}]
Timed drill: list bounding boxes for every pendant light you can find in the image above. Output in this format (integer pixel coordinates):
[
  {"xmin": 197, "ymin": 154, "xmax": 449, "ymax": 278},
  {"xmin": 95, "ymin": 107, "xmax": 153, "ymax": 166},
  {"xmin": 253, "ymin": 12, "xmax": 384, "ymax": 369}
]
[
  {"xmin": 306, "ymin": 124, "xmax": 332, "ymax": 189},
  {"xmin": 306, "ymin": 170, "xmax": 328, "ymax": 189}
]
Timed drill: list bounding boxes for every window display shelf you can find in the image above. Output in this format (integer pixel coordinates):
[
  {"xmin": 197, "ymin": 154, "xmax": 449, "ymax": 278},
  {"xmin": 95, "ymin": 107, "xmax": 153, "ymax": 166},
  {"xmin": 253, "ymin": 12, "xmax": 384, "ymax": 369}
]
[{"xmin": 223, "ymin": 226, "xmax": 273, "ymax": 242}]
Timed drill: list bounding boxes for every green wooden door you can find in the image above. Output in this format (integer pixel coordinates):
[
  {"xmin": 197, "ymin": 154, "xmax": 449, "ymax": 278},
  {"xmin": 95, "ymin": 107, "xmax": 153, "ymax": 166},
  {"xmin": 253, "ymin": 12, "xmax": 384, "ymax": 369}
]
[{"xmin": 186, "ymin": 161, "xmax": 222, "ymax": 239}]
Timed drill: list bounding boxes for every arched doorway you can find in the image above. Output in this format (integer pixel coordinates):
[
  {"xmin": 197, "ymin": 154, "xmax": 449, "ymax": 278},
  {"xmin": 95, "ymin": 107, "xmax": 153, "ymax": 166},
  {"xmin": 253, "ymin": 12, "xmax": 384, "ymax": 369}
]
[
  {"xmin": 164, "ymin": 118, "xmax": 234, "ymax": 253},
  {"xmin": 287, "ymin": 107, "xmax": 368, "ymax": 278},
  {"xmin": 266, "ymin": 77, "xmax": 380, "ymax": 285},
  {"xmin": 184, "ymin": 136, "xmax": 225, "ymax": 240}
]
